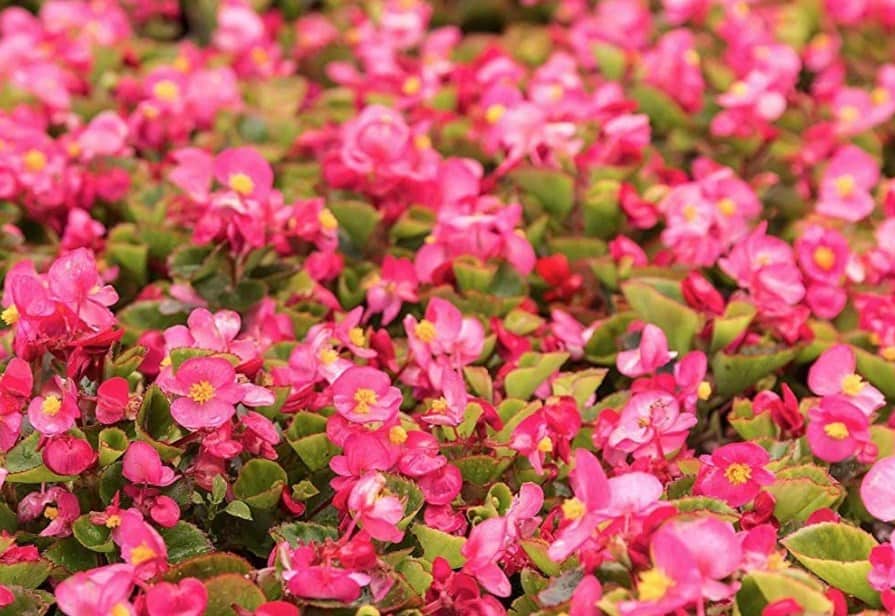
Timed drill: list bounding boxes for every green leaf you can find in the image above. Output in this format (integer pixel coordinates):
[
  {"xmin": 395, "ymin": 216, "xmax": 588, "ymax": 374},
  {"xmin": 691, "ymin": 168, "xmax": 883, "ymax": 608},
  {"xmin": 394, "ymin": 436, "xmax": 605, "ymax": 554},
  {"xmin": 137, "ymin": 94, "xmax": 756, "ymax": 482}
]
[
  {"xmin": 412, "ymin": 524, "xmax": 467, "ymax": 568},
  {"xmin": 159, "ymin": 522, "xmax": 214, "ymax": 564},
  {"xmin": 329, "ymin": 200, "xmax": 383, "ymax": 248},
  {"xmin": 98, "ymin": 428, "xmax": 129, "ymax": 466},
  {"xmin": 853, "ymin": 346, "xmax": 895, "ymax": 398},
  {"xmin": 551, "ymin": 368, "xmax": 608, "ymax": 408},
  {"xmin": 737, "ymin": 569, "xmax": 833, "ymax": 616},
  {"xmin": 511, "ymin": 167, "xmax": 574, "ymax": 221},
  {"xmin": 136, "ymin": 385, "xmax": 185, "ymax": 461},
  {"xmin": 584, "ymin": 312, "xmax": 637, "ymax": 365},
  {"xmin": 454, "ymin": 455, "xmax": 508, "ymax": 485},
  {"xmin": 0, "ymin": 585, "xmax": 53, "ymax": 616},
  {"xmin": 710, "ymin": 301, "xmax": 757, "ymax": 353},
  {"xmin": 781, "ymin": 522, "xmax": 880, "ymax": 606},
  {"xmin": 164, "ymin": 553, "xmax": 253, "ymax": 582},
  {"xmin": 622, "ymin": 281, "xmax": 700, "ymax": 354},
  {"xmin": 582, "ymin": 179, "xmax": 622, "ymax": 239},
  {"xmin": 630, "ymin": 83, "xmax": 689, "ymax": 133},
  {"xmin": 711, "ymin": 347, "xmax": 798, "ymax": 398},
  {"xmin": 270, "ymin": 521, "xmax": 339, "ymax": 546},
  {"xmin": 520, "ymin": 539, "xmax": 561, "ymax": 576},
  {"xmin": 204, "ymin": 574, "xmax": 266, "ymax": 616},
  {"xmin": 0, "ymin": 561, "xmax": 51, "ymax": 589},
  {"xmin": 671, "ymin": 496, "xmax": 739, "ymax": 522},
  {"xmin": 233, "ymin": 459, "xmax": 287, "ymax": 510},
  {"xmin": 287, "ymin": 432, "xmax": 340, "ymax": 472},
  {"xmin": 44, "ymin": 537, "xmax": 99, "ymax": 574},
  {"xmin": 224, "ymin": 501, "xmax": 254, "ymax": 521},
  {"xmin": 505, "ymin": 352, "xmax": 569, "ymax": 400},
  {"xmin": 765, "ymin": 465, "xmax": 845, "ymax": 524}
]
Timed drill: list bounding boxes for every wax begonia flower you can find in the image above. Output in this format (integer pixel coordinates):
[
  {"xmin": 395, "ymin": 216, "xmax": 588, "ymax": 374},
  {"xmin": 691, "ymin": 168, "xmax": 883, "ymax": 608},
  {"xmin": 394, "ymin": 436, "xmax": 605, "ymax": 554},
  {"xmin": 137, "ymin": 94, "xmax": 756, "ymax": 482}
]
[
  {"xmin": 364, "ymin": 255, "xmax": 418, "ymax": 325},
  {"xmin": 162, "ymin": 357, "xmax": 274, "ymax": 430},
  {"xmin": 807, "ymin": 344, "xmax": 885, "ymax": 416},
  {"xmin": 816, "ymin": 145, "xmax": 880, "ymax": 222},
  {"xmin": 608, "ymin": 391, "xmax": 697, "ymax": 459},
  {"xmin": 95, "ymin": 376, "xmax": 129, "ymax": 424},
  {"xmin": 347, "ymin": 472, "xmax": 405, "ymax": 543},
  {"xmin": 617, "ymin": 323, "xmax": 676, "ymax": 377},
  {"xmin": 806, "ymin": 397, "xmax": 874, "ymax": 463},
  {"xmin": 548, "ymin": 448, "xmax": 611, "ymax": 562},
  {"xmin": 54, "ymin": 564, "xmax": 136, "ymax": 616},
  {"xmin": 332, "ymin": 366, "xmax": 402, "ymax": 424},
  {"xmin": 122, "ymin": 441, "xmax": 177, "ymax": 487},
  {"xmin": 18, "ymin": 487, "xmax": 79, "ymax": 537},
  {"xmin": 695, "ymin": 442, "xmax": 775, "ymax": 507},
  {"xmin": 664, "ymin": 516, "xmax": 743, "ymax": 601},
  {"xmin": 111, "ymin": 509, "xmax": 168, "ymax": 579},
  {"xmin": 42, "ymin": 435, "xmax": 96, "ymax": 476},
  {"xmin": 509, "ymin": 395, "xmax": 581, "ymax": 474},
  {"xmin": 27, "ymin": 377, "xmax": 80, "ymax": 436},
  {"xmin": 47, "ymin": 248, "xmax": 119, "ymax": 330},
  {"xmin": 861, "ymin": 456, "xmax": 895, "ymax": 521},
  {"xmin": 143, "ymin": 578, "xmax": 207, "ymax": 616}
]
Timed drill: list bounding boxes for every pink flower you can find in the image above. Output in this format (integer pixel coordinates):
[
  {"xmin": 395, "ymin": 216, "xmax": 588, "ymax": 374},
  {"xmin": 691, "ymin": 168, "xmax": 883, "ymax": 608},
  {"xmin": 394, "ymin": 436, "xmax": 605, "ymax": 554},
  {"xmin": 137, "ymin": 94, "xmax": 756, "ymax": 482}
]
[
  {"xmin": 570, "ymin": 574, "xmax": 603, "ymax": 616},
  {"xmin": 461, "ymin": 516, "xmax": 512, "ymax": 596},
  {"xmin": 27, "ymin": 377, "xmax": 79, "ymax": 436},
  {"xmin": 42, "ymin": 435, "xmax": 96, "ymax": 476},
  {"xmin": 285, "ymin": 562, "xmax": 369, "ymax": 603},
  {"xmin": 144, "ymin": 578, "xmax": 207, "ymax": 616},
  {"xmin": 122, "ymin": 441, "xmax": 177, "ymax": 487},
  {"xmin": 47, "ymin": 248, "xmax": 118, "ymax": 330},
  {"xmin": 213, "ymin": 146, "xmax": 273, "ymax": 203},
  {"xmin": 869, "ymin": 537, "xmax": 895, "ymax": 591},
  {"xmin": 816, "ymin": 145, "xmax": 879, "ymax": 222},
  {"xmin": 95, "ymin": 377, "xmax": 129, "ymax": 424},
  {"xmin": 164, "ymin": 308, "xmax": 256, "ymax": 363},
  {"xmin": 340, "ymin": 105, "xmax": 413, "ymax": 176},
  {"xmin": 77, "ymin": 110, "xmax": 129, "ymax": 160},
  {"xmin": 695, "ymin": 442, "xmax": 774, "ymax": 507},
  {"xmin": 548, "ymin": 449, "xmax": 611, "ymax": 562},
  {"xmin": 509, "ymin": 396, "xmax": 581, "ymax": 474},
  {"xmin": 608, "ymin": 391, "xmax": 697, "ymax": 459},
  {"xmin": 617, "ymin": 324, "xmax": 677, "ymax": 377},
  {"xmin": 806, "ymin": 397, "xmax": 873, "ymax": 463},
  {"xmin": 55, "ymin": 564, "xmax": 135, "ymax": 616},
  {"xmin": 163, "ymin": 357, "xmax": 274, "ymax": 430},
  {"xmin": 808, "ymin": 344, "xmax": 884, "ymax": 416},
  {"xmin": 364, "ymin": 256, "xmax": 418, "ymax": 325},
  {"xmin": 663, "ymin": 517, "xmax": 742, "ymax": 601},
  {"xmin": 331, "ymin": 366, "xmax": 402, "ymax": 424},
  {"xmin": 111, "ymin": 509, "xmax": 168, "ymax": 579},
  {"xmin": 347, "ymin": 472, "xmax": 405, "ymax": 543},
  {"xmin": 421, "ymin": 368, "xmax": 468, "ymax": 427},
  {"xmin": 861, "ymin": 456, "xmax": 895, "ymax": 521},
  {"xmin": 18, "ymin": 487, "xmax": 79, "ymax": 537}
]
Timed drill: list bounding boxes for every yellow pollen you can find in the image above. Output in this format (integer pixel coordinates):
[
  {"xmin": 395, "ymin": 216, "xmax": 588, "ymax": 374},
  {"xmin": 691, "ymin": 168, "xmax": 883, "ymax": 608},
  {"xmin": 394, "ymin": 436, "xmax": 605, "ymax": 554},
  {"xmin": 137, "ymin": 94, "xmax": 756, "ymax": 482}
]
[
  {"xmin": 228, "ymin": 172, "xmax": 255, "ymax": 196},
  {"xmin": 129, "ymin": 542, "xmax": 157, "ymax": 565},
  {"xmin": 188, "ymin": 380, "xmax": 215, "ymax": 405},
  {"xmin": 548, "ymin": 84, "xmax": 564, "ymax": 100},
  {"xmin": 716, "ymin": 198, "xmax": 736, "ymax": 217},
  {"xmin": 152, "ymin": 80, "xmax": 180, "ymax": 102},
  {"xmin": 415, "ymin": 319, "xmax": 437, "ymax": 343},
  {"xmin": 697, "ymin": 381, "xmax": 712, "ymax": 401},
  {"xmin": 111, "ymin": 603, "xmax": 131, "ymax": 616},
  {"xmin": 430, "ymin": 398, "xmax": 449, "ymax": 413},
  {"xmin": 389, "ymin": 425, "xmax": 408, "ymax": 445},
  {"xmin": 873, "ymin": 88, "xmax": 890, "ymax": 106},
  {"xmin": 402, "ymin": 76, "xmax": 421, "ymax": 95},
  {"xmin": 318, "ymin": 348, "xmax": 338, "ymax": 365},
  {"xmin": 41, "ymin": 395, "xmax": 62, "ymax": 417},
  {"xmin": 1, "ymin": 305, "xmax": 19, "ymax": 325},
  {"xmin": 142, "ymin": 104, "xmax": 159, "ymax": 119},
  {"xmin": 348, "ymin": 327, "xmax": 366, "ymax": 347},
  {"xmin": 638, "ymin": 568, "xmax": 675, "ymax": 601},
  {"xmin": 841, "ymin": 373, "xmax": 864, "ymax": 396},
  {"xmin": 813, "ymin": 246, "xmax": 836, "ymax": 271},
  {"xmin": 43, "ymin": 506, "xmax": 59, "ymax": 521},
  {"xmin": 838, "ymin": 105, "xmax": 859, "ymax": 124},
  {"xmin": 537, "ymin": 436, "xmax": 553, "ymax": 453},
  {"xmin": 724, "ymin": 462, "xmax": 752, "ymax": 485},
  {"xmin": 730, "ymin": 81, "xmax": 748, "ymax": 96},
  {"xmin": 882, "ymin": 346, "xmax": 895, "ymax": 362},
  {"xmin": 561, "ymin": 497, "xmax": 586, "ymax": 520},
  {"xmin": 733, "ymin": 1, "xmax": 749, "ymax": 16},
  {"xmin": 173, "ymin": 56, "xmax": 190, "ymax": 72},
  {"xmin": 485, "ymin": 103, "xmax": 506, "ymax": 124},
  {"xmin": 160, "ymin": 355, "xmax": 172, "ymax": 368},
  {"xmin": 23, "ymin": 149, "xmax": 47, "ymax": 173},
  {"xmin": 684, "ymin": 49, "xmax": 700, "ymax": 66},
  {"xmin": 414, "ymin": 134, "xmax": 432, "ymax": 150},
  {"xmin": 835, "ymin": 175, "xmax": 855, "ymax": 198},
  {"xmin": 105, "ymin": 514, "xmax": 121, "ymax": 529},
  {"xmin": 638, "ymin": 416, "xmax": 651, "ymax": 428},
  {"xmin": 251, "ymin": 47, "xmax": 269, "ymax": 65},
  {"xmin": 66, "ymin": 142, "xmax": 81, "ymax": 158},
  {"xmin": 682, "ymin": 203, "xmax": 698, "ymax": 222},
  {"xmin": 824, "ymin": 421, "xmax": 849, "ymax": 440},
  {"xmin": 353, "ymin": 388, "xmax": 378, "ymax": 414},
  {"xmin": 813, "ymin": 33, "xmax": 830, "ymax": 48},
  {"xmin": 317, "ymin": 208, "xmax": 338, "ymax": 231}
]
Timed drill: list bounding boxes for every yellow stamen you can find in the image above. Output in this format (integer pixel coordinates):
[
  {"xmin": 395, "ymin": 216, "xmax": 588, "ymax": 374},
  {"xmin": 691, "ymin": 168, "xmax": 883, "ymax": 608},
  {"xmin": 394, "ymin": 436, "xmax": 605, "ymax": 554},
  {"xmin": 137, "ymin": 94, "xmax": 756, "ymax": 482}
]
[
  {"xmin": 638, "ymin": 568, "xmax": 675, "ymax": 601},
  {"xmin": 684, "ymin": 49, "xmax": 700, "ymax": 66},
  {"xmin": 824, "ymin": 421, "xmax": 849, "ymax": 440},
  {"xmin": 402, "ymin": 76, "xmax": 421, "ymax": 95},
  {"xmin": 173, "ymin": 55, "xmax": 190, "ymax": 72},
  {"xmin": 813, "ymin": 246, "xmax": 836, "ymax": 271},
  {"xmin": 485, "ymin": 103, "xmax": 506, "ymax": 124},
  {"xmin": 537, "ymin": 436, "xmax": 553, "ymax": 453},
  {"xmin": 152, "ymin": 80, "xmax": 180, "ymax": 103},
  {"xmin": 129, "ymin": 542, "xmax": 157, "ymax": 565},
  {"xmin": 43, "ymin": 506, "xmax": 59, "ymax": 520},
  {"xmin": 251, "ymin": 47, "xmax": 269, "ymax": 65},
  {"xmin": 730, "ymin": 81, "xmax": 748, "ymax": 96},
  {"xmin": 835, "ymin": 175, "xmax": 855, "ymax": 198},
  {"xmin": 105, "ymin": 514, "xmax": 121, "ymax": 529},
  {"xmin": 413, "ymin": 134, "xmax": 432, "ymax": 150},
  {"xmin": 348, "ymin": 327, "xmax": 366, "ymax": 348},
  {"xmin": 697, "ymin": 381, "xmax": 712, "ymax": 401},
  {"xmin": 188, "ymin": 380, "xmax": 215, "ymax": 405},
  {"xmin": 353, "ymin": 388, "xmax": 378, "ymax": 414},
  {"xmin": 841, "ymin": 373, "xmax": 864, "ymax": 396},
  {"xmin": 228, "ymin": 173, "xmax": 254, "ymax": 196},
  {"xmin": 716, "ymin": 198, "xmax": 736, "ymax": 217},
  {"xmin": 389, "ymin": 425, "xmax": 408, "ymax": 445},
  {"xmin": 561, "ymin": 497, "xmax": 586, "ymax": 520},
  {"xmin": 430, "ymin": 398, "xmax": 448, "ymax": 413},
  {"xmin": 23, "ymin": 149, "xmax": 47, "ymax": 173},
  {"xmin": 111, "ymin": 603, "xmax": 131, "ymax": 616},
  {"xmin": 41, "ymin": 395, "xmax": 62, "ymax": 417},
  {"xmin": 873, "ymin": 88, "xmax": 890, "ymax": 106},
  {"xmin": 548, "ymin": 84, "xmax": 564, "ymax": 100},
  {"xmin": 1, "ymin": 305, "xmax": 19, "ymax": 325},
  {"xmin": 318, "ymin": 348, "xmax": 338, "ymax": 365},
  {"xmin": 682, "ymin": 203, "xmax": 698, "ymax": 222},
  {"xmin": 724, "ymin": 463, "xmax": 752, "ymax": 485},
  {"xmin": 838, "ymin": 105, "xmax": 859, "ymax": 124},
  {"xmin": 882, "ymin": 346, "xmax": 895, "ymax": 362},
  {"xmin": 318, "ymin": 208, "xmax": 338, "ymax": 231},
  {"xmin": 415, "ymin": 320, "xmax": 437, "ymax": 343}
]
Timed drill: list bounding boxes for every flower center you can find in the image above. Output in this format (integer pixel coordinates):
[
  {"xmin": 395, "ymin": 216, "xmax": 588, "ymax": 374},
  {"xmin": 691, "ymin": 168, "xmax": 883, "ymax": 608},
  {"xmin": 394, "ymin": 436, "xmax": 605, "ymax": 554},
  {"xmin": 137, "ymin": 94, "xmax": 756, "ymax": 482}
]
[
  {"xmin": 716, "ymin": 197, "xmax": 736, "ymax": 217},
  {"xmin": 415, "ymin": 319, "xmax": 437, "ymax": 343},
  {"xmin": 684, "ymin": 49, "xmax": 700, "ymax": 66},
  {"xmin": 835, "ymin": 175, "xmax": 855, "ymax": 198},
  {"xmin": 537, "ymin": 436, "xmax": 553, "ymax": 453},
  {"xmin": 389, "ymin": 425, "xmax": 408, "ymax": 445},
  {"xmin": 43, "ymin": 506, "xmax": 58, "ymax": 520},
  {"xmin": 561, "ymin": 497, "xmax": 586, "ymax": 520},
  {"xmin": 730, "ymin": 81, "xmax": 748, "ymax": 96},
  {"xmin": 353, "ymin": 388, "xmax": 378, "ymax": 414},
  {"xmin": 152, "ymin": 80, "xmax": 180, "ymax": 102},
  {"xmin": 402, "ymin": 76, "xmax": 421, "ymax": 95},
  {"xmin": 697, "ymin": 381, "xmax": 712, "ymax": 400},
  {"xmin": 838, "ymin": 105, "xmax": 859, "ymax": 124},
  {"xmin": 682, "ymin": 203, "xmax": 698, "ymax": 222},
  {"xmin": 638, "ymin": 568, "xmax": 674, "ymax": 601},
  {"xmin": 414, "ymin": 134, "xmax": 432, "ymax": 150},
  {"xmin": 23, "ymin": 149, "xmax": 46, "ymax": 173},
  {"xmin": 251, "ymin": 46, "xmax": 269, "ymax": 65},
  {"xmin": 1, "ymin": 305, "xmax": 19, "ymax": 325},
  {"xmin": 188, "ymin": 380, "xmax": 215, "ymax": 405},
  {"xmin": 485, "ymin": 103, "xmax": 506, "ymax": 124},
  {"xmin": 813, "ymin": 246, "xmax": 836, "ymax": 271},
  {"xmin": 228, "ymin": 173, "xmax": 254, "ymax": 196},
  {"xmin": 724, "ymin": 463, "xmax": 752, "ymax": 485},
  {"xmin": 111, "ymin": 603, "xmax": 131, "ymax": 616},
  {"xmin": 873, "ymin": 87, "xmax": 890, "ymax": 106},
  {"xmin": 824, "ymin": 421, "xmax": 849, "ymax": 440},
  {"xmin": 841, "ymin": 373, "xmax": 864, "ymax": 396},
  {"xmin": 882, "ymin": 346, "xmax": 895, "ymax": 362},
  {"xmin": 105, "ymin": 514, "xmax": 121, "ymax": 529},
  {"xmin": 348, "ymin": 327, "xmax": 366, "ymax": 347},
  {"xmin": 130, "ymin": 542, "xmax": 157, "ymax": 565},
  {"xmin": 41, "ymin": 395, "xmax": 62, "ymax": 416},
  {"xmin": 430, "ymin": 398, "xmax": 449, "ymax": 413},
  {"xmin": 318, "ymin": 348, "xmax": 338, "ymax": 365},
  {"xmin": 318, "ymin": 208, "xmax": 338, "ymax": 231}
]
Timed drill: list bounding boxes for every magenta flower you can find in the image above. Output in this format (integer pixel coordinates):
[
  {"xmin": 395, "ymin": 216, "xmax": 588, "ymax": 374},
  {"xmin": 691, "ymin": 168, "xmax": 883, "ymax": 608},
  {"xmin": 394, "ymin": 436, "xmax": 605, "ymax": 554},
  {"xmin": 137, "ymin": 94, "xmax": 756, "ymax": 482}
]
[
  {"xmin": 695, "ymin": 442, "xmax": 774, "ymax": 507},
  {"xmin": 364, "ymin": 255, "xmax": 419, "ymax": 325},
  {"xmin": 663, "ymin": 516, "xmax": 742, "ymax": 602},
  {"xmin": 808, "ymin": 344, "xmax": 884, "ymax": 416},
  {"xmin": 18, "ymin": 487, "xmax": 79, "ymax": 537},
  {"xmin": 111, "ymin": 509, "xmax": 168, "ymax": 580},
  {"xmin": 47, "ymin": 248, "xmax": 118, "ymax": 330},
  {"xmin": 617, "ymin": 323, "xmax": 677, "ymax": 378},
  {"xmin": 608, "ymin": 391, "xmax": 697, "ymax": 459},
  {"xmin": 42, "ymin": 435, "xmax": 96, "ymax": 476},
  {"xmin": 331, "ymin": 366, "xmax": 402, "ymax": 424},
  {"xmin": 27, "ymin": 377, "xmax": 79, "ymax": 436},
  {"xmin": 163, "ymin": 357, "xmax": 274, "ymax": 430},
  {"xmin": 461, "ymin": 516, "xmax": 512, "ymax": 597},
  {"xmin": 144, "ymin": 578, "xmax": 207, "ymax": 616},
  {"xmin": 213, "ymin": 146, "xmax": 273, "ymax": 202},
  {"xmin": 346, "ymin": 472, "xmax": 405, "ymax": 543},
  {"xmin": 806, "ymin": 397, "xmax": 873, "ymax": 463},
  {"xmin": 55, "ymin": 564, "xmax": 135, "ymax": 616},
  {"xmin": 548, "ymin": 448, "xmax": 611, "ymax": 562},
  {"xmin": 122, "ymin": 441, "xmax": 177, "ymax": 487}
]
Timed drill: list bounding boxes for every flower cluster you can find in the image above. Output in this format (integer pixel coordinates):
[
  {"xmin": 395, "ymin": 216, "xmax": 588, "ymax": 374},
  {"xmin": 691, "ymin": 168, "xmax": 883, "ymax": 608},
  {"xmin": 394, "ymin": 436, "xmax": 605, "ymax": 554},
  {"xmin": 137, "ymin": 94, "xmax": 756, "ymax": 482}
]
[{"xmin": 3, "ymin": 0, "xmax": 895, "ymax": 615}]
